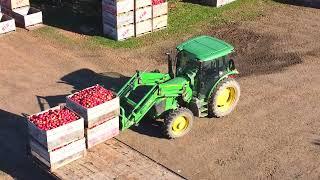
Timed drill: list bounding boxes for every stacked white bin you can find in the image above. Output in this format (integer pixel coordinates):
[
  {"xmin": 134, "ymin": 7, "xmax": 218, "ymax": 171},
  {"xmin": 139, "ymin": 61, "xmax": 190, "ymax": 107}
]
[
  {"xmin": 102, "ymin": 0, "xmax": 135, "ymax": 41},
  {"xmin": 135, "ymin": 0, "xmax": 152, "ymax": 36},
  {"xmin": 0, "ymin": 0, "xmax": 42, "ymax": 29}
]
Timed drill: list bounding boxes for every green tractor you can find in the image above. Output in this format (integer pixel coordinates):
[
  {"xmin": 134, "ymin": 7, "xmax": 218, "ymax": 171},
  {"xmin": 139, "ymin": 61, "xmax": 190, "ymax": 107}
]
[{"xmin": 117, "ymin": 36, "xmax": 240, "ymax": 139}]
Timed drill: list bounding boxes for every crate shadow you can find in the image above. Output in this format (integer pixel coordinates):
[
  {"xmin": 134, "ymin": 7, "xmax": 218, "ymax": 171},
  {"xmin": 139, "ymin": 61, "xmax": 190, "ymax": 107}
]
[
  {"xmin": 273, "ymin": 0, "xmax": 320, "ymax": 8},
  {"xmin": 0, "ymin": 109, "xmax": 53, "ymax": 179},
  {"xmin": 31, "ymin": 0, "xmax": 103, "ymax": 36}
]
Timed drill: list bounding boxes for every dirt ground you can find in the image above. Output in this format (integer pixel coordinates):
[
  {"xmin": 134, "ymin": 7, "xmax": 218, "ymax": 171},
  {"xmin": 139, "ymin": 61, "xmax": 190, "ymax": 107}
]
[{"xmin": 1, "ymin": 2, "xmax": 320, "ymax": 180}]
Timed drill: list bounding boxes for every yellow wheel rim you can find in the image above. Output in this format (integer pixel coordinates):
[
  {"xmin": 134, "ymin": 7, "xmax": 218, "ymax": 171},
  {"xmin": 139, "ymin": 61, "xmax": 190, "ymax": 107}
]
[
  {"xmin": 216, "ymin": 87, "xmax": 236, "ymax": 112},
  {"xmin": 172, "ymin": 116, "xmax": 189, "ymax": 134}
]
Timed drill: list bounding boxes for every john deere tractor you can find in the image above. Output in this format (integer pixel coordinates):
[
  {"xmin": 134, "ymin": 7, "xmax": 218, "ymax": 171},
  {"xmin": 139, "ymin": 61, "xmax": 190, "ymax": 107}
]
[{"xmin": 117, "ymin": 36, "xmax": 240, "ymax": 139}]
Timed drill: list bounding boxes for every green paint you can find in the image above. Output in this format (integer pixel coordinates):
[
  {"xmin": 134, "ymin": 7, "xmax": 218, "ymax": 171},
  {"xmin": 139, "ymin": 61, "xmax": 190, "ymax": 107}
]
[
  {"xmin": 117, "ymin": 36, "xmax": 239, "ymax": 130},
  {"xmin": 176, "ymin": 36, "xmax": 234, "ymax": 61}
]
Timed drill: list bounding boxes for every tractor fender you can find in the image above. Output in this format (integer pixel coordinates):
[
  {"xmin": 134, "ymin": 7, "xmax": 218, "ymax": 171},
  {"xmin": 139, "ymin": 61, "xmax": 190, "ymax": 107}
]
[{"xmin": 206, "ymin": 70, "xmax": 239, "ymax": 100}]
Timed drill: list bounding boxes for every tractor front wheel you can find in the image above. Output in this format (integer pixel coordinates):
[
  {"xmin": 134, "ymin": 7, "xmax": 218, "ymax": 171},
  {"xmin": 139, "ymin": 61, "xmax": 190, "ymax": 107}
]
[
  {"xmin": 163, "ymin": 108, "xmax": 194, "ymax": 139},
  {"xmin": 208, "ymin": 78, "xmax": 240, "ymax": 118}
]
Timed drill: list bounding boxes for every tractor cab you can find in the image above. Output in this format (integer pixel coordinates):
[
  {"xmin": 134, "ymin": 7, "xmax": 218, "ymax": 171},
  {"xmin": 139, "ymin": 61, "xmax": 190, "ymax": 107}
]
[{"xmin": 174, "ymin": 36, "xmax": 237, "ymax": 100}]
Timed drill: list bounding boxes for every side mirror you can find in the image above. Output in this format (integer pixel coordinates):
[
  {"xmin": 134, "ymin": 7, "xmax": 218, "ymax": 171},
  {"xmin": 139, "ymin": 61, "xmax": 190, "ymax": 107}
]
[{"xmin": 229, "ymin": 59, "xmax": 236, "ymax": 70}]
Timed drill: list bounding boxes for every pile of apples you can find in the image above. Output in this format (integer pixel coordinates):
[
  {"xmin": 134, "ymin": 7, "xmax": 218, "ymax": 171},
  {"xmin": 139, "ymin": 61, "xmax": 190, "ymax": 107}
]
[
  {"xmin": 152, "ymin": 0, "xmax": 165, "ymax": 5},
  {"xmin": 70, "ymin": 85, "xmax": 115, "ymax": 108},
  {"xmin": 29, "ymin": 107, "xmax": 79, "ymax": 131}
]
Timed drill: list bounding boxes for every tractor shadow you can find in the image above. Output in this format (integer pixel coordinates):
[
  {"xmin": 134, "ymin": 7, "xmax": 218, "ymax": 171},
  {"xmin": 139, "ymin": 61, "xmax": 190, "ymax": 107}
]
[
  {"xmin": 0, "ymin": 110, "xmax": 53, "ymax": 179},
  {"xmin": 37, "ymin": 68, "xmax": 165, "ymax": 138},
  {"xmin": 273, "ymin": 0, "xmax": 320, "ymax": 8}
]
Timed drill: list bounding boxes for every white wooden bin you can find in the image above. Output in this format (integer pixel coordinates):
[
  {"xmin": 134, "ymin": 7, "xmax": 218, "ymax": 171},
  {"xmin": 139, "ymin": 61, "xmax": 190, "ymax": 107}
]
[
  {"xmin": 0, "ymin": 13, "xmax": 15, "ymax": 34},
  {"xmin": 27, "ymin": 105, "xmax": 85, "ymax": 152},
  {"xmin": 30, "ymin": 138, "xmax": 86, "ymax": 171},
  {"xmin": 152, "ymin": 2, "xmax": 168, "ymax": 18},
  {"xmin": 103, "ymin": 23, "xmax": 134, "ymax": 41},
  {"xmin": 102, "ymin": 0, "xmax": 134, "ymax": 15},
  {"xmin": 216, "ymin": 0, "xmax": 236, "ymax": 7},
  {"xmin": 135, "ymin": 19, "xmax": 152, "ymax": 36},
  {"xmin": 102, "ymin": 10, "xmax": 134, "ymax": 27},
  {"xmin": 0, "ymin": 0, "xmax": 30, "ymax": 10},
  {"xmin": 135, "ymin": 0, "xmax": 152, "ymax": 9},
  {"xmin": 199, "ymin": 0, "xmax": 236, "ymax": 7},
  {"xmin": 85, "ymin": 116, "xmax": 119, "ymax": 149},
  {"xmin": 135, "ymin": 6, "xmax": 152, "ymax": 23},
  {"xmin": 153, "ymin": 14, "xmax": 167, "ymax": 30},
  {"xmin": 2, "ymin": 6, "xmax": 42, "ymax": 28},
  {"xmin": 66, "ymin": 88, "xmax": 121, "ymax": 127}
]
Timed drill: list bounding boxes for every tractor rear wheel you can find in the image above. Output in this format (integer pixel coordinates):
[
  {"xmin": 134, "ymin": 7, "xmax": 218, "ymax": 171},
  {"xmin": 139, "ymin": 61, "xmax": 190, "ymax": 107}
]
[
  {"xmin": 208, "ymin": 78, "xmax": 240, "ymax": 118},
  {"xmin": 163, "ymin": 108, "xmax": 194, "ymax": 139}
]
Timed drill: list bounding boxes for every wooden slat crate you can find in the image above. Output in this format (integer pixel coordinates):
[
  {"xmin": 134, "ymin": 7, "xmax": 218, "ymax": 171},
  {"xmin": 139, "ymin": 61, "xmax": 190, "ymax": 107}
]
[
  {"xmin": 66, "ymin": 89, "xmax": 121, "ymax": 127},
  {"xmin": 85, "ymin": 116, "xmax": 119, "ymax": 149},
  {"xmin": 2, "ymin": 6, "xmax": 42, "ymax": 28},
  {"xmin": 30, "ymin": 138, "xmax": 86, "ymax": 171},
  {"xmin": 0, "ymin": 0, "xmax": 30, "ymax": 10},
  {"xmin": 103, "ymin": 23, "xmax": 134, "ymax": 41},
  {"xmin": 152, "ymin": 2, "xmax": 168, "ymax": 18},
  {"xmin": 102, "ymin": 0, "xmax": 134, "ymax": 15},
  {"xmin": 27, "ymin": 105, "xmax": 84, "ymax": 152},
  {"xmin": 102, "ymin": 10, "xmax": 134, "ymax": 27},
  {"xmin": 0, "ymin": 13, "xmax": 15, "ymax": 34},
  {"xmin": 135, "ymin": 0, "xmax": 152, "ymax": 9},
  {"xmin": 153, "ymin": 14, "xmax": 167, "ymax": 31},
  {"xmin": 199, "ymin": 0, "xmax": 236, "ymax": 7},
  {"xmin": 135, "ymin": 19, "xmax": 152, "ymax": 36},
  {"xmin": 135, "ymin": 6, "xmax": 151, "ymax": 23}
]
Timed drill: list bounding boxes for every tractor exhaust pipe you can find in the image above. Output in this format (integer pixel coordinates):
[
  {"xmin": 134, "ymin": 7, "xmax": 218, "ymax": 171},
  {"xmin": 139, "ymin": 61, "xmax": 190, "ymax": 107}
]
[{"xmin": 166, "ymin": 52, "xmax": 175, "ymax": 78}]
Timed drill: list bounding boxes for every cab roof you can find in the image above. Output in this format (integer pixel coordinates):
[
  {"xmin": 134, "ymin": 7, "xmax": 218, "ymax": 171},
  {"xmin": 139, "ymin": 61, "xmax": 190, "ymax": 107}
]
[{"xmin": 176, "ymin": 36, "xmax": 234, "ymax": 62}]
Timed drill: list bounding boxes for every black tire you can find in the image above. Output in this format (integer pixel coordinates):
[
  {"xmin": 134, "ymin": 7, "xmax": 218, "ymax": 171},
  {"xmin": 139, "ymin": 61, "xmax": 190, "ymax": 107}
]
[
  {"xmin": 163, "ymin": 108, "xmax": 194, "ymax": 139},
  {"xmin": 208, "ymin": 78, "xmax": 240, "ymax": 118}
]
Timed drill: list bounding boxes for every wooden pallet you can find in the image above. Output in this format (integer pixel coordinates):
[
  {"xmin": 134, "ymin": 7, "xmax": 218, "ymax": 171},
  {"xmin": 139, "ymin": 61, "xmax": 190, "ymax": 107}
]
[
  {"xmin": 85, "ymin": 116, "xmax": 119, "ymax": 149},
  {"xmin": 51, "ymin": 138, "xmax": 185, "ymax": 179},
  {"xmin": 27, "ymin": 105, "xmax": 84, "ymax": 151},
  {"xmin": 30, "ymin": 138, "xmax": 86, "ymax": 172}
]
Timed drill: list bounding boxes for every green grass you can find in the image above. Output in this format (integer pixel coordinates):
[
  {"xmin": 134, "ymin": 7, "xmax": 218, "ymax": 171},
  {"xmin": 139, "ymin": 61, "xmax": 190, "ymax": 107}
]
[
  {"xmin": 88, "ymin": 0, "xmax": 270, "ymax": 48},
  {"xmin": 35, "ymin": 0, "xmax": 272, "ymax": 49}
]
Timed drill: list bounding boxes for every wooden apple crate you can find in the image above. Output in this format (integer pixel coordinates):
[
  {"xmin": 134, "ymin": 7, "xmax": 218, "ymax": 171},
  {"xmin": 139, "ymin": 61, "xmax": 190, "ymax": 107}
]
[
  {"xmin": 27, "ymin": 105, "xmax": 85, "ymax": 152},
  {"xmin": 66, "ymin": 88, "xmax": 120, "ymax": 128},
  {"xmin": 85, "ymin": 116, "xmax": 119, "ymax": 149},
  {"xmin": 135, "ymin": 5, "xmax": 152, "ymax": 23},
  {"xmin": 102, "ymin": 0, "xmax": 134, "ymax": 15},
  {"xmin": 135, "ymin": 19, "xmax": 152, "ymax": 36},
  {"xmin": 2, "ymin": 6, "xmax": 42, "ymax": 28},
  {"xmin": 0, "ymin": 13, "xmax": 16, "ymax": 35},
  {"xmin": 30, "ymin": 138, "xmax": 86, "ymax": 172},
  {"xmin": 153, "ymin": 14, "xmax": 167, "ymax": 31},
  {"xmin": 135, "ymin": 0, "xmax": 152, "ymax": 9},
  {"xmin": 102, "ymin": 10, "xmax": 134, "ymax": 27},
  {"xmin": 152, "ymin": 2, "xmax": 168, "ymax": 18},
  {"xmin": 0, "ymin": 0, "xmax": 30, "ymax": 10},
  {"xmin": 102, "ymin": 23, "xmax": 135, "ymax": 41},
  {"xmin": 199, "ymin": 0, "xmax": 236, "ymax": 7}
]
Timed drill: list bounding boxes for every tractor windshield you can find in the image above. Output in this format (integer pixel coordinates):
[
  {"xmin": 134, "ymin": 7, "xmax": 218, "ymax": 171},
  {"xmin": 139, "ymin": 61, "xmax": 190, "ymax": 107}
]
[{"xmin": 176, "ymin": 51, "xmax": 197, "ymax": 75}]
